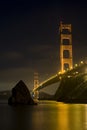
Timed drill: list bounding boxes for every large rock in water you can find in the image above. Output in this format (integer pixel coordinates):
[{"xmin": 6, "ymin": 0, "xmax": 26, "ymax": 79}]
[{"xmin": 8, "ymin": 80, "xmax": 36, "ymax": 105}]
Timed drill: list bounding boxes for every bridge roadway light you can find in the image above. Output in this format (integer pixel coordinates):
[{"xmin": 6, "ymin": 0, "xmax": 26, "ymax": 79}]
[
  {"xmin": 59, "ymin": 76, "xmax": 62, "ymax": 79},
  {"xmin": 67, "ymin": 68, "xmax": 69, "ymax": 70},
  {"xmin": 70, "ymin": 66, "xmax": 73, "ymax": 70},
  {"xmin": 80, "ymin": 61, "xmax": 84, "ymax": 64},
  {"xmin": 63, "ymin": 70, "xmax": 66, "ymax": 73},
  {"xmin": 76, "ymin": 71, "xmax": 78, "ymax": 74},
  {"xmin": 75, "ymin": 64, "xmax": 78, "ymax": 67},
  {"xmin": 67, "ymin": 75, "xmax": 71, "ymax": 78},
  {"xmin": 58, "ymin": 71, "xmax": 62, "ymax": 74}
]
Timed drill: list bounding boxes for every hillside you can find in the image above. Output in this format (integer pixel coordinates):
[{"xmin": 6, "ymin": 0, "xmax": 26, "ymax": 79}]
[
  {"xmin": 54, "ymin": 73, "xmax": 87, "ymax": 103},
  {"xmin": 0, "ymin": 90, "xmax": 11, "ymax": 100}
]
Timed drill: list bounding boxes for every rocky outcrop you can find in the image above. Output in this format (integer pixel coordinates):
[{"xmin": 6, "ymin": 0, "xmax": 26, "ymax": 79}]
[
  {"xmin": 54, "ymin": 73, "xmax": 87, "ymax": 103},
  {"xmin": 8, "ymin": 80, "xmax": 37, "ymax": 105}
]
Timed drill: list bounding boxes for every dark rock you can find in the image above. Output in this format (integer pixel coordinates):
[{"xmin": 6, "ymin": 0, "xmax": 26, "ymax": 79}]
[{"xmin": 8, "ymin": 80, "xmax": 37, "ymax": 105}]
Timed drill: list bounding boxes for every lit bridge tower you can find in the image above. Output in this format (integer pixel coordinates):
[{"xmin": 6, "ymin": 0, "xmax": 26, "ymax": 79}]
[
  {"xmin": 60, "ymin": 22, "xmax": 73, "ymax": 73},
  {"xmin": 33, "ymin": 72, "xmax": 39, "ymax": 99}
]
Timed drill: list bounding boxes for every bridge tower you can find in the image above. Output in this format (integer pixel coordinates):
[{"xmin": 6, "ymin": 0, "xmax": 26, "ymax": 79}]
[
  {"xmin": 33, "ymin": 72, "xmax": 39, "ymax": 99},
  {"xmin": 59, "ymin": 22, "xmax": 73, "ymax": 73}
]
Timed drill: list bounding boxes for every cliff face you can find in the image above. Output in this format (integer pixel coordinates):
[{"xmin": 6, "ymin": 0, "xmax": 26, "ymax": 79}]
[
  {"xmin": 54, "ymin": 73, "xmax": 87, "ymax": 103},
  {"xmin": 8, "ymin": 80, "xmax": 36, "ymax": 105}
]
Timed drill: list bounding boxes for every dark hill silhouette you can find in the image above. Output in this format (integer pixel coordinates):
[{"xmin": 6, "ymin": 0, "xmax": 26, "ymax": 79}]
[
  {"xmin": 54, "ymin": 73, "xmax": 87, "ymax": 103},
  {"xmin": 0, "ymin": 90, "xmax": 11, "ymax": 99}
]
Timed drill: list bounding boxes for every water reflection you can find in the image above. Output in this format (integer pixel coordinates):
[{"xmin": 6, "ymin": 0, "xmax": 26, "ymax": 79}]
[
  {"xmin": 84, "ymin": 105, "xmax": 87, "ymax": 130},
  {"xmin": 57, "ymin": 103, "xmax": 69, "ymax": 130},
  {"xmin": 0, "ymin": 101, "xmax": 87, "ymax": 130},
  {"xmin": 68, "ymin": 104, "xmax": 84, "ymax": 130},
  {"xmin": 57, "ymin": 103, "xmax": 87, "ymax": 130}
]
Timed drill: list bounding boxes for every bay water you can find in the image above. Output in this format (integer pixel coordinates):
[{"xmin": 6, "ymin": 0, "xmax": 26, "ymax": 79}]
[{"xmin": 0, "ymin": 100, "xmax": 87, "ymax": 130}]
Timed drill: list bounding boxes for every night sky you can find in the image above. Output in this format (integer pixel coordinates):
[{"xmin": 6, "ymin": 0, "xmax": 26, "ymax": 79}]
[{"xmin": 0, "ymin": 0, "xmax": 87, "ymax": 91}]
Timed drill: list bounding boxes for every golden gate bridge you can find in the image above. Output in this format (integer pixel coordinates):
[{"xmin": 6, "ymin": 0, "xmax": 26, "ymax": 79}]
[{"xmin": 32, "ymin": 22, "xmax": 87, "ymax": 99}]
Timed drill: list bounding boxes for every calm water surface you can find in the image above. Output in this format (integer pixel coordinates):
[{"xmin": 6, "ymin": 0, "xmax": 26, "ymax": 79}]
[{"xmin": 0, "ymin": 100, "xmax": 87, "ymax": 130}]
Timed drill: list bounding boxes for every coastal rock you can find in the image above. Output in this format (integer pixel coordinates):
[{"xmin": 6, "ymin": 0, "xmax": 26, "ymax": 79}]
[{"xmin": 8, "ymin": 80, "xmax": 36, "ymax": 105}]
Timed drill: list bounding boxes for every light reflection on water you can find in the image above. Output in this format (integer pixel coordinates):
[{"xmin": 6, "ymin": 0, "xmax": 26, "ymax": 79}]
[
  {"xmin": 0, "ymin": 100, "xmax": 87, "ymax": 130},
  {"xmin": 84, "ymin": 105, "xmax": 87, "ymax": 129}
]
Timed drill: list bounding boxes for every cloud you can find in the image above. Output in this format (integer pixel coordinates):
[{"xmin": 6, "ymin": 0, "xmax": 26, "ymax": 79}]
[
  {"xmin": 0, "ymin": 67, "xmax": 34, "ymax": 81},
  {"xmin": 0, "ymin": 67, "xmax": 35, "ymax": 90},
  {"xmin": 0, "ymin": 51, "xmax": 23, "ymax": 60}
]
